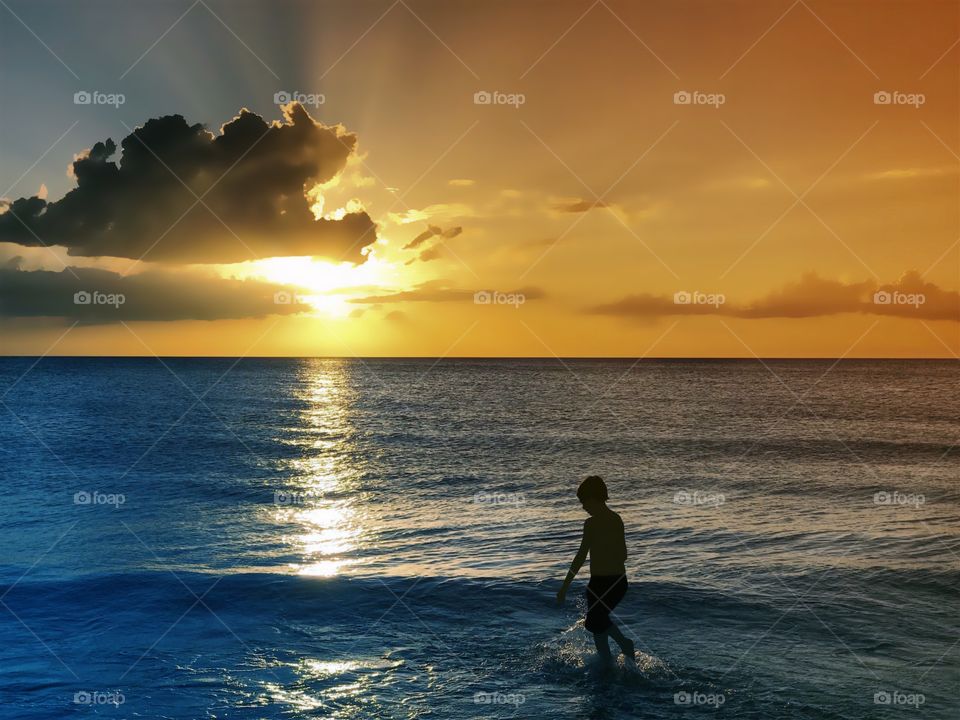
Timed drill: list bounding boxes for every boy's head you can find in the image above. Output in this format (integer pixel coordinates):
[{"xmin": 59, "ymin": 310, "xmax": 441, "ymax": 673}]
[{"xmin": 577, "ymin": 475, "xmax": 608, "ymax": 512}]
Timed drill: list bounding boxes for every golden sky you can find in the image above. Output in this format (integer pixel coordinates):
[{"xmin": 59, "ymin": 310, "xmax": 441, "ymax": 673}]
[{"xmin": 0, "ymin": 0, "xmax": 957, "ymax": 357}]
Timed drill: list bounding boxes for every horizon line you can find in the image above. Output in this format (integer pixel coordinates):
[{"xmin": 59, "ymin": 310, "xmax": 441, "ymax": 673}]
[{"xmin": 0, "ymin": 355, "xmax": 954, "ymax": 361}]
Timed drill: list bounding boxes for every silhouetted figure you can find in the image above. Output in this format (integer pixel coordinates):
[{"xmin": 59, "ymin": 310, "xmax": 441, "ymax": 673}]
[{"xmin": 557, "ymin": 475, "xmax": 635, "ymax": 665}]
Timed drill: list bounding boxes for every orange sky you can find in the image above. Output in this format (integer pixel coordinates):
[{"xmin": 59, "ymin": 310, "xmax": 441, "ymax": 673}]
[{"xmin": 0, "ymin": 0, "xmax": 957, "ymax": 357}]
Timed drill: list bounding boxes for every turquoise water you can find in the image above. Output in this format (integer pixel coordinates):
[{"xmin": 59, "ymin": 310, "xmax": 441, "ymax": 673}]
[{"xmin": 0, "ymin": 358, "xmax": 957, "ymax": 718}]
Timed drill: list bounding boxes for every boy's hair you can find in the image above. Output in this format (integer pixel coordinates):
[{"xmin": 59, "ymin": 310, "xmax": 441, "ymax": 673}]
[{"xmin": 577, "ymin": 475, "xmax": 608, "ymax": 502}]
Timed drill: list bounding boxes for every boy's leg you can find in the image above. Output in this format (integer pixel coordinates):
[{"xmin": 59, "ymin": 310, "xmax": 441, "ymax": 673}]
[
  {"xmin": 592, "ymin": 630, "xmax": 612, "ymax": 663},
  {"xmin": 607, "ymin": 622, "xmax": 635, "ymax": 659}
]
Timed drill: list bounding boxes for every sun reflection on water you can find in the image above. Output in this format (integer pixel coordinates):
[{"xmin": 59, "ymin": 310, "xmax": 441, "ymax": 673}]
[{"xmin": 276, "ymin": 360, "xmax": 364, "ymax": 577}]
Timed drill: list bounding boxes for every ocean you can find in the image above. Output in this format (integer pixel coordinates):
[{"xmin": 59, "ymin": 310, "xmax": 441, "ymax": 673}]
[{"xmin": 0, "ymin": 357, "xmax": 956, "ymax": 719}]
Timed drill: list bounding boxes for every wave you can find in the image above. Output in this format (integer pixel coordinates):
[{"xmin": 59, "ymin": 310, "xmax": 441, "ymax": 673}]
[{"xmin": 3, "ymin": 566, "xmax": 955, "ymax": 623}]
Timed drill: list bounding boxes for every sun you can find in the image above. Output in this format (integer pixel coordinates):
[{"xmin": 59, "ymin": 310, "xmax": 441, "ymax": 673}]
[{"xmin": 226, "ymin": 252, "xmax": 395, "ymax": 318}]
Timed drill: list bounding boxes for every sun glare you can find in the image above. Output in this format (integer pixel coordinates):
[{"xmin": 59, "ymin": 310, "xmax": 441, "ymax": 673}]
[{"xmin": 229, "ymin": 252, "xmax": 395, "ymax": 318}]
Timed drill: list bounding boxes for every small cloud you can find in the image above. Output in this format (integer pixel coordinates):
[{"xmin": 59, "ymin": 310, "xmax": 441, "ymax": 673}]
[
  {"xmin": 550, "ymin": 198, "xmax": 609, "ymax": 213},
  {"xmin": 387, "ymin": 203, "xmax": 474, "ymax": 225},
  {"xmin": 403, "ymin": 225, "xmax": 462, "ymax": 250},
  {"xmin": 418, "ymin": 244, "xmax": 445, "ymax": 262},
  {"xmin": 863, "ymin": 166, "xmax": 958, "ymax": 181},
  {"xmin": 588, "ymin": 272, "xmax": 959, "ymax": 322},
  {"xmin": 448, "ymin": 178, "xmax": 475, "ymax": 187},
  {"xmin": 384, "ymin": 309, "xmax": 409, "ymax": 323}
]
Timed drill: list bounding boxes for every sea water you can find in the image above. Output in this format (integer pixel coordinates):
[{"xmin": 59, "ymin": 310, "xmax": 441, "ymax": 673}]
[{"xmin": 0, "ymin": 358, "xmax": 956, "ymax": 718}]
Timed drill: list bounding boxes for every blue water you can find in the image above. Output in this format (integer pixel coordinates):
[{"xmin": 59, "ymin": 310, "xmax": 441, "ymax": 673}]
[{"xmin": 0, "ymin": 358, "xmax": 957, "ymax": 718}]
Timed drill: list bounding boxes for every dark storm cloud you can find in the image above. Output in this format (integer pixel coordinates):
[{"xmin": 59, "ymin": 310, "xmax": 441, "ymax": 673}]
[
  {"xmin": 0, "ymin": 266, "xmax": 307, "ymax": 323},
  {"xmin": 588, "ymin": 272, "xmax": 960, "ymax": 322},
  {"xmin": 0, "ymin": 103, "xmax": 377, "ymax": 264}
]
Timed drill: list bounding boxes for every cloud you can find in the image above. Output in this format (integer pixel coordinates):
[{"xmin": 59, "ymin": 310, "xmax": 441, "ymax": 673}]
[
  {"xmin": 387, "ymin": 203, "xmax": 474, "ymax": 224},
  {"xmin": 403, "ymin": 224, "xmax": 462, "ymax": 250},
  {"xmin": 551, "ymin": 198, "xmax": 609, "ymax": 213},
  {"xmin": 416, "ymin": 244, "xmax": 446, "ymax": 262},
  {"xmin": 589, "ymin": 272, "xmax": 959, "ymax": 322},
  {"xmin": 402, "ymin": 225, "xmax": 464, "ymax": 264},
  {"xmin": 0, "ymin": 103, "xmax": 377, "ymax": 264},
  {"xmin": 863, "ymin": 166, "xmax": 957, "ymax": 182},
  {"xmin": 0, "ymin": 266, "xmax": 307, "ymax": 323},
  {"xmin": 384, "ymin": 310, "xmax": 410, "ymax": 323},
  {"xmin": 738, "ymin": 273, "xmax": 872, "ymax": 318},
  {"xmin": 351, "ymin": 280, "xmax": 545, "ymax": 304},
  {"xmin": 448, "ymin": 179, "xmax": 475, "ymax": 187}
]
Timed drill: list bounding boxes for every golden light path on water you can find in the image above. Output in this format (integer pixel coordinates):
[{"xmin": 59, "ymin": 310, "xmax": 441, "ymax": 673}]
[
  {"xmin": 267, "ymin": 361, "xmax": 382, "ymax": 714},
  {"xmin": 275, "ymin": 360, "xmax": 363, "ymax": 577}
]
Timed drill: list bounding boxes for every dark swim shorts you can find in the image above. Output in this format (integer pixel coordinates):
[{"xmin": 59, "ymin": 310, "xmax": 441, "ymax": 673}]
[{"xmin": 585, "ymin": 575, "xmax": 628, "ymax": 633}]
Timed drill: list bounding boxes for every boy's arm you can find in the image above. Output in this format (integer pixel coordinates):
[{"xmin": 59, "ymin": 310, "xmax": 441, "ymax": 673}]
[{"xmin": 557, "ymin": 521, "xmax": 590, "ymax": 604}]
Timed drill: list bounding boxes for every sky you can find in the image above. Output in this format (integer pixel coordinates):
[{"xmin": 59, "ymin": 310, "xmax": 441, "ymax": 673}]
[{"xmin": 0, "ymin": 0, "xmax": 957, "ymax": 357}]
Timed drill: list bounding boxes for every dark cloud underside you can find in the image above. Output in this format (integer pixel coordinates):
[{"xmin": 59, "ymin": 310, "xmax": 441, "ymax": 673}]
[
  {"xmin": 0, "ymin": 103, "xmax": 377, "ymax": 264},
  {"xmin": 0, "ymin": 266, "xmax": 305, "ymax": 323}
]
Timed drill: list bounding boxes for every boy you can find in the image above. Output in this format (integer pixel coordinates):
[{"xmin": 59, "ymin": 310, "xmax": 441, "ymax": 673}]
[{"xmin": 557, "ymin": 475, "xmax": 634, "ymax": 664}]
